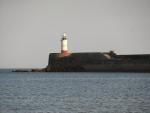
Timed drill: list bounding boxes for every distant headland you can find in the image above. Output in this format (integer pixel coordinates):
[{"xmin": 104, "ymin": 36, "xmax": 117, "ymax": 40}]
[{"xmin": 14, "ymin": 33, "xmax": 150, "ymax": 72}]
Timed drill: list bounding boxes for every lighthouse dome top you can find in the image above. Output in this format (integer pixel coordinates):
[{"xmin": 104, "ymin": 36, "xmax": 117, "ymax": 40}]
[
  {"xmin": 63, "ymin": 33, "xmax": 67, "ymax": 37},
  {"xmin": 61, "ymin": 32, "xmax": 67, "ymax": 40}
]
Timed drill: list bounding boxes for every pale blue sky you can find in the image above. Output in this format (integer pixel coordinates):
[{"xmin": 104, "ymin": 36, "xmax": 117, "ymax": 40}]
[{"xmin": 0, "ymin": 0, "xmax": 150, "ymax": 68}]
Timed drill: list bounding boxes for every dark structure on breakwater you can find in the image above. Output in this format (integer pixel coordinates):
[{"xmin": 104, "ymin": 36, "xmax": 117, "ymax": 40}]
[{"xmin": 45, "ymin": 51, "xmax": 150, "ymax": 72}]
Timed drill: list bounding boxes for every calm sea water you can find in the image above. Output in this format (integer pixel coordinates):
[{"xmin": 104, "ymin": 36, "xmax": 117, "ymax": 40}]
[{"xmin": 0, "ymin": 72, "xmax": 150, "ymax": 113}]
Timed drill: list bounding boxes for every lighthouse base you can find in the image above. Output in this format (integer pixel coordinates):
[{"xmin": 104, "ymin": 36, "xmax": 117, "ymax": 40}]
[{"xmin": 60, "ymin": 50, "xmax": 69, "ymax": 57}]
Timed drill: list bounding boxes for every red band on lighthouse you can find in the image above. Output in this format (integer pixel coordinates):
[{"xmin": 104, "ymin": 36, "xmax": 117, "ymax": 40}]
[{"xmin": 61, "ymin": 50, "xmax": 68, "ymax": 54}]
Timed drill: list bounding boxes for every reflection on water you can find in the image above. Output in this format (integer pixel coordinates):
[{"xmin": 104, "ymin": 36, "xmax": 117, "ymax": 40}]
[{"xmin": 0, "ymin": 72, "xmax": 150, "ymax": 113}]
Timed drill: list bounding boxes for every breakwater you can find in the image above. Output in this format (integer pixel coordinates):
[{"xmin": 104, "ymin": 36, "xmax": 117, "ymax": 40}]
[{"xmin": 45, "ymin": 52, "xmax": 150, "ymax": 72}]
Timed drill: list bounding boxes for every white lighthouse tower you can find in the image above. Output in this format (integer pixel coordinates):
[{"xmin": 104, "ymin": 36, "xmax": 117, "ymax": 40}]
[{"xmin": 61, "ymin": 33, "xmax": 68, "ymax": 55}]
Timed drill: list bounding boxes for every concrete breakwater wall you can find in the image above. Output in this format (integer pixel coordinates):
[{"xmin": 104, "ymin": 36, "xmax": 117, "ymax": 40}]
[{"xmin": 45, "ymin": 52, "xmax": 150, "ymax": 72}]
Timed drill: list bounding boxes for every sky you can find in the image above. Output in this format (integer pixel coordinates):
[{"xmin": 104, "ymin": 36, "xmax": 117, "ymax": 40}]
[{"xmin": 0, "ymin": 0, "xmax": 150, "ymax": 68}]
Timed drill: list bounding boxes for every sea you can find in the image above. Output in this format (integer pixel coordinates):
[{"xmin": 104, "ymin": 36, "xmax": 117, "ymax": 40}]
[{"xmin": 0, "ymin": 70, "xmax": 150, "ymax": 113}]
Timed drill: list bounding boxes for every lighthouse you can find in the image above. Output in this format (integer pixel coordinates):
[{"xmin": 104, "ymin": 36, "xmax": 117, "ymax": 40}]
[{"xmin": 61, "ymin": 33, "xmax": 68, "ymax": 55}]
